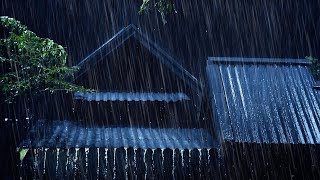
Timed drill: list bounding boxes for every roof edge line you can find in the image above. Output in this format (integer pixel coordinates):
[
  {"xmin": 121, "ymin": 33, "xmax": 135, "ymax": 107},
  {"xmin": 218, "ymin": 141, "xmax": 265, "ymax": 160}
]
[
  {"xmin": 76, "ymin": 25, "xmax": 135, "ymax": 67},
  {"xmin": 132, "ymin": 28, "xmax": 204, "ymax": 92},
  {"xmin": 207, "ymin": 57, "xmax": 311, "ymax": 65}
]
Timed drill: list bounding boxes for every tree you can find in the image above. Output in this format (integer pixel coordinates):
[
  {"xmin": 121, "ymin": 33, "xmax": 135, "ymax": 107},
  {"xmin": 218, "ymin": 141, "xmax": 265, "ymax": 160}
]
[
  {"xmin": 139, "ymin": 0, "xmax": 176, "ymax": 24},
  {"xmin": 306, "ymin": 56, "xmax": 320, "ymax": 81},
  {"xmin": 0, "ymin": 16, "xmax": 86, "ymax": 103}
]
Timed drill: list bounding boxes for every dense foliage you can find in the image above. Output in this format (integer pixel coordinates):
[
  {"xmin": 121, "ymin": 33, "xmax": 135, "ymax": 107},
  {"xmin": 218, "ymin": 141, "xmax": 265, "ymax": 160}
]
[
  {"xmin": 0, "ymin": 16, "xmax": 86, "ymax": 102},
  {"xmin": 306, "ymin": 56, "xmax": 320, "ymax": 81},
  {"xmin": 139, "ymin": 0, "xmax": 175, "ymax": 24}
]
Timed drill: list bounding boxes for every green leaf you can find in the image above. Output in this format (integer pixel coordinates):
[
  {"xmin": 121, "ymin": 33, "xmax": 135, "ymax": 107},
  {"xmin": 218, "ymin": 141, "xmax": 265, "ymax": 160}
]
[
  {"xmin": 18, "ymin": 148, "xmax": 29, "ymax": 161},
  {"xmin": 307, "ymin": 56, "xmax": 320, "ymax": 81},
  {"xmin": 139, "ymin": 0, "xmax": 175, "ymax": 24},
  {"xmin": 0, "ymin": 16, "xmax": 89, "ymax": 103}
]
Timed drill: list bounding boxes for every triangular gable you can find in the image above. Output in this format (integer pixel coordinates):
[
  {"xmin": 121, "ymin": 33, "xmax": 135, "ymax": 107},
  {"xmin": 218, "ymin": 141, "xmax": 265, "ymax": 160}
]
[{"xmin": 74, "ymin": 24, "xmax": 203, "ymax": 93}]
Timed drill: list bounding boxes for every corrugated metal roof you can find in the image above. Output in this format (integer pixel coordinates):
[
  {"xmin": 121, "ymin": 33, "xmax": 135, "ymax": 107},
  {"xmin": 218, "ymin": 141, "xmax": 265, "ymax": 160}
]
[
  {"xmin": 74, "ymin": 92, "xmax": 190, "ymax": 102},
  {"xmin": 20, "ymin": 120, "xmax": 215, "ymax": 149},
  {"xmin": 206, "ymin": 57, "xmax": 320, "ymax": 144}
]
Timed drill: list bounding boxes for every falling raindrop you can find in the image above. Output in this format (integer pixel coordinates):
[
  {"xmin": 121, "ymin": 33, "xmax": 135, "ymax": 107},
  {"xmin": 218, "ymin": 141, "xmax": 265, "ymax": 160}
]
[
  {"xmin": 43, "ymin": 148, "xmax": 48, "ymax": 175},
  {"xmin": 180, "ymin": 149, "xmax": 184, "ymax": 167},
  {"xmin": 65, "ymin": 149, "xmax": 69, "ymax": 174},
  {"xmin": 33, "ymin": 149, "xmax": 39, "ymax": 179},
  {"xmin": 143, "ymin": 149, "xmax": 147, "ymax": 180},
  {"xmin": 104, "ymin": 148, "xmax": 108, "ymax": 178},
  {"xmin": 188, "ymin": 150, "xmax": 191, "ymax": 178},
  {"xmin": 161, "ymin": 148, "xmax": 164, "ymax": 173},
  {"xmin": 151, "ymin": 149, "xmax": 155, "ymax": 177},
  {"xmin": 97, "ymin": 148, "xmax": 100, "ymax": 179},
  {"xmin": 199, "ymin": 149, "xmax": 202, "ymax": 176},
  {"xmin": 133, "ymin": 148, "xmax": 137, "ymax": 179},
  {"xmin": 207, "ymin": 149, "xmax": 210, "ymax": 164},
  {"xmin": 124, "ymin": 147, "xmax": 128, "ymax": 180},
  {"xmin": 85, "ymin": 148, "xmax": 89, "ymax": 176},
  {"xmin": 113, "ymin": 148, "xmax": 116, "ymax": 179},
  {"xmin": 172, "ymin": 149, "xmax": 175, "ymax": 179},
  {"xmin": 55, "ymin": 148, "xmax": 59, "ymax": 176},
  {"xmin": 19, "ymin": 149, "xmax": 23, "ymax": 180},
  {"xmin": 74, "ymin": 148, "xmax": 79, "ymax": 177}
]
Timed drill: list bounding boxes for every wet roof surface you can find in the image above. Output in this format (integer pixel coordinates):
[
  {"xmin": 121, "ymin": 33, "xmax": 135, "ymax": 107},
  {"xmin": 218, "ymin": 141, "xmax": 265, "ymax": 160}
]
[
  {"xmin": 314, "ymin": 82, "xmax": 320, "ymax": 90},
  {"xmin": 207, "ymin": 57, "xmax": 320, "ymax": 144},
  {"xmin": 20, "ymin": 120, "xmax": 215, "ymax": 149}
]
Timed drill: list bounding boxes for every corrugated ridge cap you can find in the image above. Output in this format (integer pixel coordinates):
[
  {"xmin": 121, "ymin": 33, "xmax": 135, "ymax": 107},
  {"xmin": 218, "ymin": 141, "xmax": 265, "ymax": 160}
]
[
  {"xmin": 208, "ymin": 57, "xmax": 311, "ymax": 65},
  {"xmin": 73, "ymin": 92, "xmax": 191, "ymax": 102}
]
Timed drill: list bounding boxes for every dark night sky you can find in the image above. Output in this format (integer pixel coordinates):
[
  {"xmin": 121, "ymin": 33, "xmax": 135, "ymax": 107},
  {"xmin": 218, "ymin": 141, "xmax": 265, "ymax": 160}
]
[{"xmin": 1, "ymin": 0, "xmax": 320, "ymax": 80}]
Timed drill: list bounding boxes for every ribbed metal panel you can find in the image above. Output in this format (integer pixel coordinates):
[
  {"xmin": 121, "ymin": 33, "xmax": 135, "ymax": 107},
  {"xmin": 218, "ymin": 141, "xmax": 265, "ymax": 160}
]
[
  {"xmin": 315, "ymin": 81, "xmax": 320, "ymax": 90},
  {"xmin": 74, "ymin": 92, "xmax": 190, "ymax": 102},
  {"xmin": 21, "ymin": 121, "xmax": 214, "ymax": 149},
  {"xmin": 207, "ymin": 57, "xmax": 320, "ymax": 144}
]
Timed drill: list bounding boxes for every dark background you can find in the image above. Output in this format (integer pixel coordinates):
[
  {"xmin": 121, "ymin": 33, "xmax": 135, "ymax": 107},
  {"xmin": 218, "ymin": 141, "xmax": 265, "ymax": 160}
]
[
  {"xmin": 1, "ymin": 0, "xmax": 320, "ymax": 82},
  {"xmin": 1, "ymin": 0, "xmax": 320, "ymax": 178}
]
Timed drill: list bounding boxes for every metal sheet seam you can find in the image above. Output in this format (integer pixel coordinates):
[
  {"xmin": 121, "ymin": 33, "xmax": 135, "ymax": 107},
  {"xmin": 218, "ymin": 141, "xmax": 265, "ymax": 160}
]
[{"xmin": 217, "ymin": 64, "xmax": 235, "ymax": 141}]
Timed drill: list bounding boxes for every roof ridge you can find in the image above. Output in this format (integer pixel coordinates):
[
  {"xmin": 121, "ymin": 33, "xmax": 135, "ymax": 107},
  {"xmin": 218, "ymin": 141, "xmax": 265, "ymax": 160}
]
[{"xmin": 208, "ymin": 57, "xmax": 311, "ymax": 65}]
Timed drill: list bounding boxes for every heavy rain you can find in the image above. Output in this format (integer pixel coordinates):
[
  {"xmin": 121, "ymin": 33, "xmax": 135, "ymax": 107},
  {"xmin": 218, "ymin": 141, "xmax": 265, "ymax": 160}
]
[{"xmin": 1, "ymin": 0, "xmax": 320, "ymax": 179}]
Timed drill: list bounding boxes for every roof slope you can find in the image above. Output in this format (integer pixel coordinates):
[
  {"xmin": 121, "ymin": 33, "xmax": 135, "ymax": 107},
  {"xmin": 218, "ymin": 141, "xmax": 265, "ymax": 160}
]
[
  {"xmin": 207, "ymin": 57, "xmax": 320, "ymax": 144},
  {"xmin": 20, "ymin": 120, "xmax": 215, "ymax": 149},
  {"xmin": 75, "ymin": 24, "xmax": 203, "ymax": 93}
]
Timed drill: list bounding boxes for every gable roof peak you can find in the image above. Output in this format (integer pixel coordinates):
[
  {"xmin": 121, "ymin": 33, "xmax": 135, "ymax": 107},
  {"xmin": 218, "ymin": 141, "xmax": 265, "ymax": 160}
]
[{"xmin": 75, "ymin": 24, "xmax": 203, "ymax": 93}]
